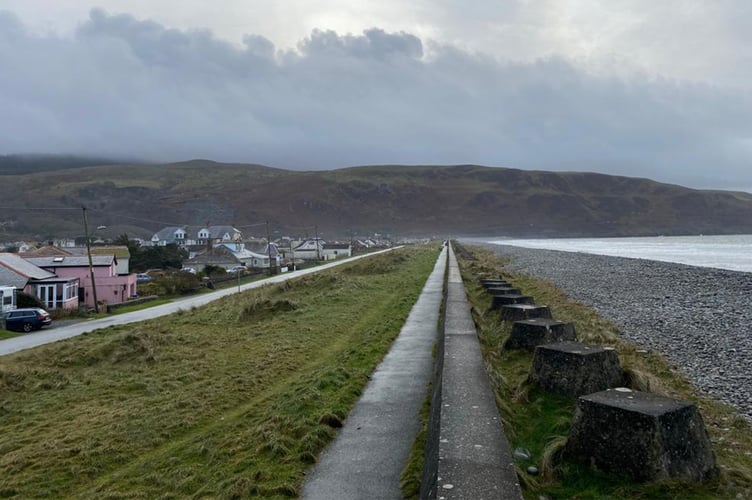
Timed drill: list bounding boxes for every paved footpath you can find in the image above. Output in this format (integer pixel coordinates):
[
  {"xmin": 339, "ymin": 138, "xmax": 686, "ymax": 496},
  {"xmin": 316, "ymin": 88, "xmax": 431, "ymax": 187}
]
[
  {"xmin": 301, "ymin": 245, "xmax": 448, "ymax": 499},
  {"xmin": 437, "ymin": 243, "xmax": 521, "ymax": 499},
  {"xmin": 0, "ymin": 248, "xmax": 398, "ymax": 357}
]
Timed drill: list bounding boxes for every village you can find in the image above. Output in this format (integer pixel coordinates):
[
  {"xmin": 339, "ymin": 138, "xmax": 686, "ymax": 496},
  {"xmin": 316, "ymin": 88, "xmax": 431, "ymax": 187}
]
[{"xmin": 0, "ymin": 224, "xmax": 391, "ymax": 317}]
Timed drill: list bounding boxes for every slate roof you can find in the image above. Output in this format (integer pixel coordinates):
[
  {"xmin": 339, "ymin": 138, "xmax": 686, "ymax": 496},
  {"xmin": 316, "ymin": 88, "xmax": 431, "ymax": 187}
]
[
  {"xmin": 25, "ymin": 255, "xmax": 116, "ymax": 268},
  {"xmin": 19, "ymin": 246, "xmax": 73, "ymax": 257},
  {"xmin": 0, "ymin": 265, "xmax": 28, "ymax": 289},
  {"xmin": 201, "ymin": 225, "xmax": 240, "ymax": 239},
  {"xmin": 152, "ymin": 225, "xmax": 241, "ymax": 243},
  {"xmin": 67, "ymin": 246, "xmax": 131, "ymax": 259},
  {"xmin": 0, "ymin": 253, "xmax": 57, "ymax": 289},
  {"xmin": 152, "ymin": 226, "xmax": 186, "ymax": 242}
]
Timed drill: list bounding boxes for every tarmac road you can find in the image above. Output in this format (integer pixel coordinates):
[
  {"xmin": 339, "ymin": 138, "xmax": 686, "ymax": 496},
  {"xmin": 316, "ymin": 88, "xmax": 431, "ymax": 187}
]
[{"xmin": 0, "ymin": 248, "xmax": 397, "ymax": 357}]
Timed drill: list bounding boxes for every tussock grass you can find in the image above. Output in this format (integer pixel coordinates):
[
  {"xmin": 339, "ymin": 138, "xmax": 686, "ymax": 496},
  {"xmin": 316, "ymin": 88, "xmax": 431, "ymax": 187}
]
[
  {"xmin": 455, "ymin": 243, "xmax": 752, "ymax": 499},
  {"xmin": 0, "ymin": 245, "xmax": 438, "ymax": 498}
]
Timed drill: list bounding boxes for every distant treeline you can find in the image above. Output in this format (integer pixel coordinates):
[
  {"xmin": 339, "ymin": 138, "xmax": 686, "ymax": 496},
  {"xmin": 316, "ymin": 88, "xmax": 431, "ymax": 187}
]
[{"xmin": 0, "ymin": 154, "xmax": 136, "ymax": 175}]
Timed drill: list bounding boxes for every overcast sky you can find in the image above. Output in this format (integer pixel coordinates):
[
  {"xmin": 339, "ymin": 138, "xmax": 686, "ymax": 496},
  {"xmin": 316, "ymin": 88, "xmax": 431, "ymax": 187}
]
[{"xmin": 1, "ymin": 1, "xmax": 751, "ymax": 191}]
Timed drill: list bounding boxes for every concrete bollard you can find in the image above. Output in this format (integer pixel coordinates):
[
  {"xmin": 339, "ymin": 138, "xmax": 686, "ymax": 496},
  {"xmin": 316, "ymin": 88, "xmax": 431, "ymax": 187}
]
[
  {"xmin": 505, "ymin": 319, "xmax": 576, "ymax": 351},
  {"xmin": 486, "ymin": 286, "xmax": 522, "ymax": 296},
  {"xmin": 565, "ymin": 388, "xmax": 718, "ymax": 482},
  {"xmin": 490, "ymin": 294, "xmax": 534, "ymax": 311},
  {"xmin": 481, "ymin": 279, "xmax": 511, "ymax": 288},
  {"xmin": 527, "ymin": 341, "xmax": 623, "ymax": 397},
  {"xmin": 500, "ymin": 304, "xmax": 552, "ymax": 322}
]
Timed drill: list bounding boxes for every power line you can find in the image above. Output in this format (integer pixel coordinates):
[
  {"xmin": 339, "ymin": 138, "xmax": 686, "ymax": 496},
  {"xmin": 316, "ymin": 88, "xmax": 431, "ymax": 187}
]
[{"xmin": 0, "ymin": 206, "xmax": 80, "ymax": 210}]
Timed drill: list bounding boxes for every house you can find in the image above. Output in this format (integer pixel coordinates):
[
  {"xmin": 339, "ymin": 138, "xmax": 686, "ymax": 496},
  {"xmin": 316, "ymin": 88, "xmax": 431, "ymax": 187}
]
[
  {"xmin": 68, "ymin": 246, "xmax": 132, "ymax": 275},
  {"xmin": 25, "ymin": 255, "xmax": 137, "ymax": 308},
  {"xmin": 183, "ymin": 245, "xmax": 247, "ymax": 272},
  {"xmin": 151, "ymin": 226, "xmax": 189, "ymax": 247},
  {"xmin": 150, "ymin": 225, "xmax": 242, "ymax": 247},
  {"xmin": 322, "ymin": 243, "xmax": 352, "ymax": 260},
  {"xmin": 184, "ymin": 242, "xmax": 280, "ymax": 271},
  {"xmin": 0, "ymin": 253, "xmax": 80, "ymax": 310},
  {"xmin": 290, "ymin": 238, "xmax": 325, "ymax": 261}
]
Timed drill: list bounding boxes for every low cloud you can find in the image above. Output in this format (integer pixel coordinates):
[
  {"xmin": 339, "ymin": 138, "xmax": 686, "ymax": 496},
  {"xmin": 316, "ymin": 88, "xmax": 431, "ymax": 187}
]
[{"xmin": 1, "ymin": 8, "xmax": 751, "ymax": 190}]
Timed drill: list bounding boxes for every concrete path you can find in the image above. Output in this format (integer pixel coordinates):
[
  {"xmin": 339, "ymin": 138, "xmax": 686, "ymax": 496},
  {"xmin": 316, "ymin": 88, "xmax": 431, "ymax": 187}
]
[
  {"xmin": 0, "ymin": 248, "xmax": 398, "ymax": 357},
  {"xmin": 437, "ymin": 243, "xmax": 522, "ymax": 499},
  {"xmin": 301, "ymin": 246, "xmax": 448, "ymax": 499}
]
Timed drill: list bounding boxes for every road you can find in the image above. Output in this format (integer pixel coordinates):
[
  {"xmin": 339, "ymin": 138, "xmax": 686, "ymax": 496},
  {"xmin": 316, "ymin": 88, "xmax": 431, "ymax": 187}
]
[{"xmin": 0, "ymin": 248, "xmax": 397, "ymax": 357}]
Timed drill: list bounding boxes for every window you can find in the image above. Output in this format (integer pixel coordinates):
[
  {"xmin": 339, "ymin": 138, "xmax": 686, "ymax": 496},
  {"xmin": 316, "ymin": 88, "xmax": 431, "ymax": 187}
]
[{"xmin": 2, "ymin": 295, "xmax": 12, "ymax": 306}]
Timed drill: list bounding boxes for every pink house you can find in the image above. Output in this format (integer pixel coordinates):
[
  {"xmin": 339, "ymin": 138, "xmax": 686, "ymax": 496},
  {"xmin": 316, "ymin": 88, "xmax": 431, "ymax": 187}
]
[
  {"xmin": 0, "ymin": 253, "xmax": 80, "ymax": 310},
  {"xmin": 26, "ymin": 255, "xmax": 137, "ymax": 309}
]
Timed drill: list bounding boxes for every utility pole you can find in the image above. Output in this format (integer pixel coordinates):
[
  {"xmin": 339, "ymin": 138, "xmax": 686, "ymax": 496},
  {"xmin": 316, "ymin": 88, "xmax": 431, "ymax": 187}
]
[
  {"xmin": 265, "ymin": 220, "xmax": 273, "ymax": 275},
  {"xmin": 315, "ymin": 224, "xmax": 321, "ymax": 262},
  {"xmin": 82, "ymin": 206, "xmax": 99, "ymax": 313}
]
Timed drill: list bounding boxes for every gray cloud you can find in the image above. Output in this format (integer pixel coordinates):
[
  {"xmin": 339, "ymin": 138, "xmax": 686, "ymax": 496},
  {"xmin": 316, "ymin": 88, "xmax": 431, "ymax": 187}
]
[{"xmin": 1, "ymin": 8, "xmax": 751, "ymax": 191}]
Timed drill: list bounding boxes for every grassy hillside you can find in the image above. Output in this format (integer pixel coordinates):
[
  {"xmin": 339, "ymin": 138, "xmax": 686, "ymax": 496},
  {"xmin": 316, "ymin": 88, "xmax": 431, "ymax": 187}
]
[
  {"xmin": 0, "ymin": 245, "xmax": 439, "ymax": 497},
  {"xmin": 2, "ymin": 160, "xmax": 752, "ymax": 240}
]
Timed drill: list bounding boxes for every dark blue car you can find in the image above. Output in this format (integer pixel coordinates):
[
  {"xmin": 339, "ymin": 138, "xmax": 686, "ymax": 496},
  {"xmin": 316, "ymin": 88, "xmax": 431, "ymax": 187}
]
[{"xmin": 3, "ymin": 308, "xmax": 52, "ymax": 332}]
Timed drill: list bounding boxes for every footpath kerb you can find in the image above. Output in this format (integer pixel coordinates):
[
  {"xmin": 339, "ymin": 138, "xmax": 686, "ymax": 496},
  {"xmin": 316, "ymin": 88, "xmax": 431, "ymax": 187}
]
[{"xmin": 434, "ymin": 242, "xmax": 522, "ymax": 499}]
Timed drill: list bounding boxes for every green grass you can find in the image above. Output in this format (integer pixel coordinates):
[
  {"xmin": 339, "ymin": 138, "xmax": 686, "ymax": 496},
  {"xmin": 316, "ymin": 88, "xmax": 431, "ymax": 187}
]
[
  {"xmin": 0, "ymin": 329, "xmax": 24, "ymax": 340},
  {"xmin": 0, "ymin": 245, "xmax": 439, "ymax": 498},
  {"xmin": 455, "ymin": 243, "xmax": 752, "ymax": 499},
  {"xmin": 109, "ymin": 297, "xmax": 174, "ymax": 314}
]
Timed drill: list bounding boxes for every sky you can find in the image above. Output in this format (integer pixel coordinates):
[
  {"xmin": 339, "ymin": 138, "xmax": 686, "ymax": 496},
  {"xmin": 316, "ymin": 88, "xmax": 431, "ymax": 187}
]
[{"xmin": 1, "ymin": 1, "xmax": 751, "ymax": 191}]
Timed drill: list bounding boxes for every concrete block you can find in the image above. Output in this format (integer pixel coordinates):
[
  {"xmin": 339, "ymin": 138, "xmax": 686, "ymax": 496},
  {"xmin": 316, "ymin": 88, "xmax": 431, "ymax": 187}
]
[
  {"xmin": 486, "ymin": 286, "xmax": 521, "ymax": 296},
  {"xmin": 480, "ymin": 279, "xmax": 510, "ymax": 288},
  {"xmin": 527, "ymin": 341, "xmax": 623, "ymax": 396},
  {"xmin": 505, "ymin": 318, "xmax": 576, "ymax": 351},
  {"xmin": 500, "ymin": 304, "xmax": 551, "ymax": 322},
  {"xmin": 490, "ymin": 294, "xmax": 534, "ymax": 311},
  {"xmin": 565, "ymin": 388, "xmax": 718, "ymax": 482}
]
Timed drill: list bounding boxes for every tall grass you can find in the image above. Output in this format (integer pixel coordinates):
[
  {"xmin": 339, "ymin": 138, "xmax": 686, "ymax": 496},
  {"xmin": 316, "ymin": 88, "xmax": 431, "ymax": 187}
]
[
  {"xmin": 455, "ymin": 243, "xmax": 752, "ymax": 499},
  {"xmin": 0, "ymin": 245, "xmax": 438, "ymax": 498}
]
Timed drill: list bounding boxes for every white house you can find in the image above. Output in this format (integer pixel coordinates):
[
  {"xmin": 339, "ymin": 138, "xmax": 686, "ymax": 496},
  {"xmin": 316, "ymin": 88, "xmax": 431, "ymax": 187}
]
[
  {"xmin": 322, "ymin": 243, "xmax": 352, "ymax": 260},
  {"xmin": 150, "ymin": 225, "xmax": 242, "ymax": 247}
]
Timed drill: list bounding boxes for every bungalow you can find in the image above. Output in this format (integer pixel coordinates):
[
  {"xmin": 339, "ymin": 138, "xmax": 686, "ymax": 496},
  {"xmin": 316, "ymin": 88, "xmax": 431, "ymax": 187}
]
[
  {"xmin": 25, "ymin": 255, "xmax": 137, "ymax": 309},
  {"xmin": 0, "ymin": 253, "xmax": 80, "ymax": 310},
  {"xmin": 322, "ymin": 243, "xmax": 352, "ymax": 260},
  {"xmin": 184, "ymin": 242, "xmax": 280, "ymax": 271},
  {"xmin": 183, "ymin": 245, "xmax": 246, "ymax": 272},
  {"xmin": 290, "ymin": 238, "xmax": 325, "ymax": 261}
]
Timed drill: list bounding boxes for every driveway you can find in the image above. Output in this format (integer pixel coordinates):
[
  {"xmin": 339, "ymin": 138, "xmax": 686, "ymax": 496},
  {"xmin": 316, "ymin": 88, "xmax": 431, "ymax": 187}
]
[{"xmin": 0, "ymin": 248, "xmax": 397, "ymax": 356}]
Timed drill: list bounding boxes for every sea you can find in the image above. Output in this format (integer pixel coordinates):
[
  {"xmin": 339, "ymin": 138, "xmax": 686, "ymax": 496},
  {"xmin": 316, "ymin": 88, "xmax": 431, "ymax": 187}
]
[{"xmin": 484, "ymin": 234, "xmax": 752, "ymax": 273}]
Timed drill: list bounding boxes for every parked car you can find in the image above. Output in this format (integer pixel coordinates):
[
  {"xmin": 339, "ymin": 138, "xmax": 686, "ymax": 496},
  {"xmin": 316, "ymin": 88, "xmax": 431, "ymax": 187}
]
[
  {"xmin": 136, "ymin": 273, "xmax": 152, "ymax": 282},
  {"xmin": 228, "ymin": 265, "xmax": 247, "ymax": 274},
  {"xmin": 3, "ymin": 308, "xmax": 52, "ymax": 332}
]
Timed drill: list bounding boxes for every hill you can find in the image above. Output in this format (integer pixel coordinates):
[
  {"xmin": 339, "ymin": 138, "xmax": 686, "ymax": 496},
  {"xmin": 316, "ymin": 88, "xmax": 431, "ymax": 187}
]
[
  {"xmin": 2, "ymin": 160, "xmax": 752, "ymax": 240},
  {"xmin": 0, "ymin": 154, "xmax": 133, "ymax": 176}
]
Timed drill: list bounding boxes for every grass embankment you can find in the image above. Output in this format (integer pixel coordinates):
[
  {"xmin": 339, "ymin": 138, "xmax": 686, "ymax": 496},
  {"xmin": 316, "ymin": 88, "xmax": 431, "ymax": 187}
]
[
  {"xmin": 0, "ymin": 246, "xmax": 439, "ymax": 498},
  {"xmin": 454, "ymin": 243, "xmax": 752, "ymax": 499}
]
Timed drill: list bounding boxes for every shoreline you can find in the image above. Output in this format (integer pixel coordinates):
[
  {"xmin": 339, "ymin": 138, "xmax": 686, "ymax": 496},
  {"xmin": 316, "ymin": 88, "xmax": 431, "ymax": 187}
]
[{"xmin": 475, "ymin": 242, "xmax": 752, "ymax": 421}]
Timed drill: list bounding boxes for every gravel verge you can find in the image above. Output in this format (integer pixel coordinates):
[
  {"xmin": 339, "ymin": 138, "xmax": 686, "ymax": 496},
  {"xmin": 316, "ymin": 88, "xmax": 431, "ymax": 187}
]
[{"xmin": 475, "ymin": 243, "xmax": 752, "ymax": 421}]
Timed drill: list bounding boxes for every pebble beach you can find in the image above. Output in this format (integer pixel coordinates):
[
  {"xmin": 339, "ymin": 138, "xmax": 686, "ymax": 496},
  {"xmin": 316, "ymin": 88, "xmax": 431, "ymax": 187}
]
[{"xmin": 479, "ymin": 243, "xmax": 752, "ymax": 421}]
